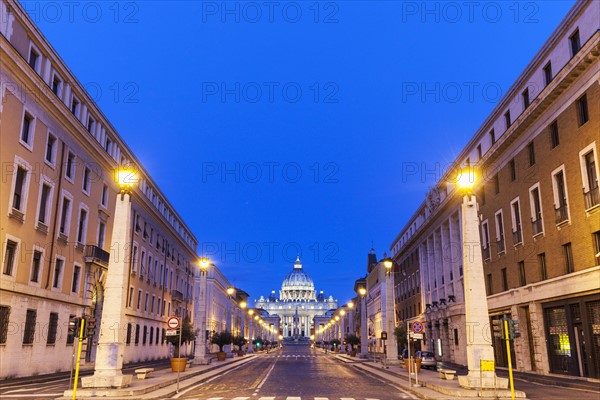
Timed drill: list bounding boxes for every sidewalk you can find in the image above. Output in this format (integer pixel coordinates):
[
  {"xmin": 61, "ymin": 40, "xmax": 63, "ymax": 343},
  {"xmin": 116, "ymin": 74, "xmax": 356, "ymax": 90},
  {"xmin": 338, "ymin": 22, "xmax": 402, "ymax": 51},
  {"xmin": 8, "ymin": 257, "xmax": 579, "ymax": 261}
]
[
  {"xmin": 333, "ymin": 353, "xmax": 526, "ymax": 399},
  {"xmin": 57, "ymin": 353, "xmax": 258, "ymax": 400}
]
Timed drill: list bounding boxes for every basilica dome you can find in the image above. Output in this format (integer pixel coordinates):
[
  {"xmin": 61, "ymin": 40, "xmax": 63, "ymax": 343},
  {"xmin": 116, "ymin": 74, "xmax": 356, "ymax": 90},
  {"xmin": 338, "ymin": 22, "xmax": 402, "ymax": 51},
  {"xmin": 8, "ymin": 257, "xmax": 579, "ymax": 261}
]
[{"xmin": 280, "ymin": 256, "xmax": 317, "ymax": 301}]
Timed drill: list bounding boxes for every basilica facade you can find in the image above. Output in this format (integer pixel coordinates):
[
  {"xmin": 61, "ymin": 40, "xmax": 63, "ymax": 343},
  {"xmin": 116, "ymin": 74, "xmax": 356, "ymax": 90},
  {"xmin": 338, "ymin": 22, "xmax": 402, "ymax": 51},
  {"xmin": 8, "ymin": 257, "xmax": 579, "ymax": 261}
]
[{"xmin": 254, "ymin": 257, "xmax": 337, "ymax": 338}]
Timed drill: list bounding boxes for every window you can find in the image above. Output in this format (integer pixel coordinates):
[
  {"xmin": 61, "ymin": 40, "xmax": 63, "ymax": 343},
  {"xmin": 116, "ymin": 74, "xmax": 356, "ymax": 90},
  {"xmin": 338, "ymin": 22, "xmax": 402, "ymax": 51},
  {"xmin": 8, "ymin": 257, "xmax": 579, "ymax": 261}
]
[
  {"xmin": 149, "ymin": 326, "xmax": 153, "ymax": 345},
  {"xmin": 71, "ymin": 96, "xmax": 80, "ymax": 117},
  {"xmin": 504, "ymin": 110, "xmax": 511, "ymax": 129},
  {"xmin": 77, "ymin": 208, "xmax": 88, "ymax": 244},
  {"xmin": 593, "ymin": 231, "xmax": 600, "ymax": 264},
  {"xmin": 59, "ymin": 196, "xmax": 72, "ymax": 235},
  {"xmin": 30, "ymin": 250, "xmax": 42, "ymax": 283},
  {"xmin": 144, "ymin": 293, "xmax": 149, "ymax": 312},
  {"xmin": 20, "ymin": 112, "xmax": 34, "ymax": 146},
  {"xmin": 490, "ymin": 129, "xmax": 496, "ymax": 145},
  {"xmin": 486, "ymin": 273, "xmax": 493, "ymax": 295},
  {"xmin": 45, "ymin": 133, "xmax": 57, "ymax": 164},
  {"xmin": 538, "ymin": 253, "xmax": 547, "ymax": 280},
  {"xmin": 550, "ymin": 121, "xmax": 559, "ymax": 148},
  {"xmin": 132, "ymin": 245, "xmax": 139, "ymax": 274},
  {"xmin": 105, "ymin": 137, "xmax": 112, "ymax": 154},
  {"xmin": 528, "ymin": 142, "xmax": 536, "ymax": 166},
  {"xmin": 576, "ymin": 94, "xmax": 589, "ymax": 126},
  {"xmin": 581, "ymin": 147, "xmax": 599, "ymax": 209},
  {"xmin": 53, "ymin": 258, "xmax": 64, "ymax": 288},
  {"xmin": 98, "ymin": 221, "xmax": 106, "ymax": 248},
  {"xmin": 494, "ymin": 174, "xmax": 500, "ymax": 194},
  {"xmin": 65, "ymin": 152, "xmax": 75, "ymax": 180},
  {"xmin": 530, "ymin": 185, "xmax": 543, "ymax": 235},
  {"xmin": 143, "ymin": 326, "xmax": 147, "ymax": 345},
  {"xmin": 82, "ymin": 167, "xmax": 91, "ymax": 194},
  {"xmin": 522, "ymin": 88, "xmax": 530, "ymax": 110},
  {"xmin": 0, "ymin": 306, "xmax": 10, "ymax": 344},
  {"xmin": 72, "ymin": 265, "xmax": 81, "ymax": 293},
  {"xmin": 553, "ymin": 168, "xmax": 569, "ymax": 223},
  {"xmin": 155, "ymin": 327, "xmax": 159, "ymax": 345},
  {"xmin": 137, "ymin": 289, "xmax": 142, "ymax": 310},
  {"xmin": 3, "ymin": 240, "xmax": 17, "ymax": 276},
  {"xmin": 495, "ymin": 211, "xmax": 505, "ymax": 254},
  {"xmin": 47, "ymin": 313, "xmax": 58, "ymax": 344},
  {"xmin": 481, "ymin": 220, "xmax": 491, "ymax": 260},
  {"xmin": 501, "ymin": 268, "xmax": 508, "ymax": 291},
  {"xmin": 569, "ymin": 29, "xmax": 581, "ymax": 57},
  {"xmin": 87, "ymin": 116, "xmax": 95, "ymax": 134},
  {"xmin": 135, "ymin": 324, "xmax": 140, "ymax": 344},
  {"xmin": 101, "ymin": 184, "xmax": 108, "ymax": 207},
  {"xmin": 563, "ymin": 243, "xmax": 574, "ymax": 274},
  {"xmin": 12, "ymin": 166, "xmax": 28, "ymax": 211},
  {"xmin": 51, "ymin": 73, "xmax": 62, "ymax": 97},
  {"xmin": 23, "ymin": 309, "xmax": 36, "ymax": 344},
  {"xmin": 518, "ymin": 261, "xmax": 526, "ymax": 286},
  {"xmin": 126, "ymin": 323, "xmax": 132, "ymax": 344},
  {"xmin": 28, "ymin": 46, "xmax": 40, "ymax": 71},
  {"xmin": 543, "ymin": 62, "xmax": 552, "ymax": 86},
  {"xmin": 511, "ymin": 198, "xmax": 522, "ymax": 245},
  {"xmin": 66, "ymin": 314, "xmax": 76, "ymax": 344},
  {"xmin": 477, "ymin": 144, "xmax": 482, "ymax": 160},
  {"xmin": 509, "ymin": 159, "xmax": 516, "ymax": 181}
]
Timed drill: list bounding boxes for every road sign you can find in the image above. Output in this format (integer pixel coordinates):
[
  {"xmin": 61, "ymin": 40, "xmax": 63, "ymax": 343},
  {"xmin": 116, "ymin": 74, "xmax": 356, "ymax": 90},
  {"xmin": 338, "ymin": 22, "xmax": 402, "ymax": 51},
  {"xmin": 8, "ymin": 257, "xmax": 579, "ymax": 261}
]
[
  {"xmin": 412, "ymin": 320, "xmax": 424, "ymax": 334},
  {"xmin": 166, "ymin": 329, "xmax": 178, "ymax": 336},
  {"xmin": 412, "ymin": 333, "xmax": 423, "ymax": 340},
  {"xmin": 481, "ymin": 360, "xmax": 495, "ymax": 372},
  {"xmin": 167, "ymin": 316, "xmax": 180, "ymax": 329}
]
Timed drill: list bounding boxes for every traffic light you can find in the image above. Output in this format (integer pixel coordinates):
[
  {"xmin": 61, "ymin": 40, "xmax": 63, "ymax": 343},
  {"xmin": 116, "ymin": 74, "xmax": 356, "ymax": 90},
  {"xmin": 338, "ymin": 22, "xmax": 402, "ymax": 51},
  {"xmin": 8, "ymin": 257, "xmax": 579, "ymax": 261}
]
[
  {"xmin": 85, "ymin": 317, "xmax": 97, "ymax": 338},
  {"xmin": 508, "ymin": 319, "xmax": 521, "ymax": 340},
  {"xmin": 68, "ymin": 317, "xmax": 81, "ymax": 338},
  {"xmin": 491, "ymin": 319, "xmax": 504, "ymax": 339}
]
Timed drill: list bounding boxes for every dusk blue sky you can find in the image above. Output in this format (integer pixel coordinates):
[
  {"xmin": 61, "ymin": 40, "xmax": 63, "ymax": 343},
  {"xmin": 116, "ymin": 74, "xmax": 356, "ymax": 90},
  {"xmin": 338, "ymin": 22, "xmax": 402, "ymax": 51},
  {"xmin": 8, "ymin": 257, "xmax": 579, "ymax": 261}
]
[{"xmin": 25, "ymin": 0, "xmax": 575, "ymax": 305}]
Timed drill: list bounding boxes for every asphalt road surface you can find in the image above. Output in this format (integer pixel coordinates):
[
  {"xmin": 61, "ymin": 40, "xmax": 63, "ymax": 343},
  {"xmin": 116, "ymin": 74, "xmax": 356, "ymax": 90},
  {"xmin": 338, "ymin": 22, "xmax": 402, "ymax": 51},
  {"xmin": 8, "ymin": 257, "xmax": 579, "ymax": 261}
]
[{"xmin": 173, "ymin": 343, "xmax": 416, "ymax": 400}]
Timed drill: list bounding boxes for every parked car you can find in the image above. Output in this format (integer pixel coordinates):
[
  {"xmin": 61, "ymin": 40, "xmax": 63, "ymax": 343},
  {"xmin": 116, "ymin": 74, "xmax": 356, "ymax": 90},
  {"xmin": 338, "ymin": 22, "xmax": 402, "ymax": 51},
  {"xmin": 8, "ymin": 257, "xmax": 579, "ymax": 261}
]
[{"xmin": 417, "ymin": 351, "xmax": 437, "ymax": 369}]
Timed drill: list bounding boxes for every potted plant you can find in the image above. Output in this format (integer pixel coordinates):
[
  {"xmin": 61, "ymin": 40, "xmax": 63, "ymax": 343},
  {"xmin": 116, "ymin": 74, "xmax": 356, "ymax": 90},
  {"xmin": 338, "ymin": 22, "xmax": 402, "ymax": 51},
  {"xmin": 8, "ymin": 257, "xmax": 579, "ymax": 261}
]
[
  {"xmin": 232, "ymin": 335, "xmax": 247, "ymax": 356},
  {"xmin": 211, "ymin": 330, "xmax": 233, "ymax": 361},
  {"xmin": 345, "ymin": 334, "xmax": 360, "ymax": 356},
  {"xmin": 166, "ymin": 317, "xmax": 196, "ymax": 372}
]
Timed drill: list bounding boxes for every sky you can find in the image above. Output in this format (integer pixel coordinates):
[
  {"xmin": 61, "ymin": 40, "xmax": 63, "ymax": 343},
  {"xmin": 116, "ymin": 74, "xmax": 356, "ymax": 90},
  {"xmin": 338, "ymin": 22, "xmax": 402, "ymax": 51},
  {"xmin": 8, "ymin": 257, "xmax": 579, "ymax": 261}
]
[{"xmin": 24, "ymin": 0, "xmax": 576, "ymax": 304}]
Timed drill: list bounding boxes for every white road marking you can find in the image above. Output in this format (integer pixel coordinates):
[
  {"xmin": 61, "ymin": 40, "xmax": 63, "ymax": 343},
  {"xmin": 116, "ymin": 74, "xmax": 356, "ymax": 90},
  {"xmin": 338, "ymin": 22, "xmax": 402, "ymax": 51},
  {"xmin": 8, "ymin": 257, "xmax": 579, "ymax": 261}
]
[
  {"xmin": 256, "ymin": 361, "xmax": 277, "ymax": 390},
  {"xmin": 286, "ymin": 397, "xmax": 302, "ymax": 400},
  {"xmin": 0, "ymin": 395, "xmax": 63, "ymax": 398}
]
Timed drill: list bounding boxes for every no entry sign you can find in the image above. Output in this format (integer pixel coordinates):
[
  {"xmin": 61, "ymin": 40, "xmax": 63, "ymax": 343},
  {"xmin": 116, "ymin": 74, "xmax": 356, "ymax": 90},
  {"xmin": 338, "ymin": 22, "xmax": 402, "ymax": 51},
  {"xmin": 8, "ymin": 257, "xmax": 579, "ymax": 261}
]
[
  {"xmin": 412, "ymin": 320, "xmax": 424, "ymax": 334},
  {"xmin": 167, "ymin": 316, "xmax": 180, "ymax": 329}
]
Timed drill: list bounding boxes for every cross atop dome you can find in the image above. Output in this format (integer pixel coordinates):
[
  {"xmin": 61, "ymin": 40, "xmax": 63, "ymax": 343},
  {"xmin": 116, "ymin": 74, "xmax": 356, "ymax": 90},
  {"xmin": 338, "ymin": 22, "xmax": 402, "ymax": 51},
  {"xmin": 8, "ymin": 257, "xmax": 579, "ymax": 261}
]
[{"xmin": 294, "ymin": 255, "xmax": 302, "ymax": 269}]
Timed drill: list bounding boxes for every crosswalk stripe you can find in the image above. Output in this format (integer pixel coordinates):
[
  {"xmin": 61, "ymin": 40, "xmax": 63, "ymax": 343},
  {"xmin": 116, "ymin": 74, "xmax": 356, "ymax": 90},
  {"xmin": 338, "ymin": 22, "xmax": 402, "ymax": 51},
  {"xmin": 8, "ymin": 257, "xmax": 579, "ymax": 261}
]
[
  {"xmin": 232, "ymin": 398, "xmax": 250, "ymax": 400},
  {"xmin": 286, "ymin": 397, "xmax": 302, "ymax": 400},
  {"xmin": 207, "ymin": 398, "xmax": 224, "ymax": 400},
  {"xmin": 258, "ymin": 397, "xmax": 275, "ymax": 400},
  {"xmin": 315, "ymin": 397, "xmax": 329, "ymax": 400}
]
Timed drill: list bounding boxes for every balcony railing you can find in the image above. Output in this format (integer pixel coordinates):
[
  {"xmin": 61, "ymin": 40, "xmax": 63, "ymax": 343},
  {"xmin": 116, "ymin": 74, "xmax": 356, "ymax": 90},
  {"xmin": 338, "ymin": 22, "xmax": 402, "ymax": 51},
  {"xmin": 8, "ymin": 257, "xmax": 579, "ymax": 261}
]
[
  {"xmin": 532, "ymin": 218, "xmax": 543, "ymax": 236},
  {"xmin": 555, "ymin": 204, "xmax": 569, "ymax": 224},
  {"xmin": 171, "ymin": 290, "xmax": 184, "ymax": 302},
  {"xmin": 512, "ymin": 228, "xmax": 523, "ymax": 245},
  {"xmin": 584, "ymin": 186, "xmax": 599, "ymax": 210},
  {"xmin": 482, "ymin": 246, "xmax": 491, "ymax": 260},
  {"xmin": 496, "ymin": 238, "xmax": 505, "ymax": 254},
  {"xmin": 84, "ymin": 245, "xmax": 110, "ymax": 266}
]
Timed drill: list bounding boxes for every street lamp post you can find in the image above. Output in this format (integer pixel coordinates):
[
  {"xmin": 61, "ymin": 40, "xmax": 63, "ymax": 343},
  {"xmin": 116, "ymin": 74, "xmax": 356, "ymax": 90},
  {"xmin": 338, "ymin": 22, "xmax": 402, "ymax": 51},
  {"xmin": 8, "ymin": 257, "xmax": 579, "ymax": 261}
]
[
  {"xmin": 81, "ymin": 168, "xmax": 136, "ymax": 389},
  {"xmin": 193, "ymin": 258, "xmax": 211, "ymax": 365},
  {"xmin": 383, "ymin": 258, "xmax": 399, "ymax": 363},
  {"xmin": 339, "ymin": 309, "xmax": 346, "ymax": 352},
  {"xmin": 239, "ymin": 301, "xmax": 247, "ymax": 339},
  {"xmin": 247, "ymin": 309, "xmax": 254, "ymax": 353},
  {"xmin": 456, "ymin": 169, "xmax": 507, "ymax": 389},
  {"xmin": 357, "ymin": 286, "xmax": 368, "ymax": 358},
  {"xmin": 347, "ymin": 301, "xmax": 354, "ymax": 336}
]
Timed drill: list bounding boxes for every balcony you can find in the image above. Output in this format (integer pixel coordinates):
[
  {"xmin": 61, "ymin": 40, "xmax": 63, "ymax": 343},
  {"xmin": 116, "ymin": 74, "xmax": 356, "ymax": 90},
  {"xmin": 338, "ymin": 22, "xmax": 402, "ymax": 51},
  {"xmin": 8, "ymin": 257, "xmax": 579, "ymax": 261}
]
[
  {"xmin": 496, "ymin": 238, "xmax": 505, "ymax": 254},
  {"xmin": 171, "ymin": 290, "xmax": 184, "ymax": 303},
  {"xmin": 532, "ymin": 218, "xmax": 543, "ymax": 236},
  {"xmin": 84, "ymin": 245, "xmax": 110, "ymax": 266},
  {"xmin": 584, "ymin": 186, "xmax": 599, "ymax": 210},
  {"xmin": 512, "ymin": 228, "xmax": 523, "ymax": 245},
  {"xmin": 482, "ymin": 246, "xmax": 491, "ymax": 260},
  {"xmin": 555, "ymin": 204, "xmax": 569, "ymax": 224}
]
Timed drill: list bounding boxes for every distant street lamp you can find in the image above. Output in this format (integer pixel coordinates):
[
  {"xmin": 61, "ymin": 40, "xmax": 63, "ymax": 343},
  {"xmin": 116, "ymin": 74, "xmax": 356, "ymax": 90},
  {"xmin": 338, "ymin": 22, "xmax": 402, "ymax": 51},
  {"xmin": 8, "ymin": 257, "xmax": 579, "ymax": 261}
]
[
  {"xmin": 357, "ymin": 286, "xmax": 368, "ymax": 358},
  {"xmin": 456, "ymin": 168, "xmax": 505, "ymax": 389},
  {"xmin": 239, "ymin": 301, "xmax": 247, "ymax": 338},
  {"xmin": 193, "ymin": 258, "xmax": 211, "ymax": 364},
  {"xmin": 347, "ymin": 301, "xmax": 354, "ymax": 336},
  {"xmin": 225, "ymin": 287, "xmax": 236, "ymax": 355},
  {"xmin": 82, "ymin": 167, "xmax": 137, "ymax": 389},
  {"xmin": 383, "ymin": 257, "xmax": 399, "ymax": 363}
]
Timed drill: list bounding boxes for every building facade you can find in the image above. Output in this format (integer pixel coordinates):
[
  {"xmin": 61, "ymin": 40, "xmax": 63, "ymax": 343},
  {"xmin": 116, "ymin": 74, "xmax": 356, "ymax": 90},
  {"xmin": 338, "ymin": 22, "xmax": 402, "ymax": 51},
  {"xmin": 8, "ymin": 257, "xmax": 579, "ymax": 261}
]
[
  {"xmin": 254, "ymin": 257, "xmax": 337, "ymax": 339},
  {"xmin": 390, "ymin": 0, "xmax": 599, "ymax": 379}
]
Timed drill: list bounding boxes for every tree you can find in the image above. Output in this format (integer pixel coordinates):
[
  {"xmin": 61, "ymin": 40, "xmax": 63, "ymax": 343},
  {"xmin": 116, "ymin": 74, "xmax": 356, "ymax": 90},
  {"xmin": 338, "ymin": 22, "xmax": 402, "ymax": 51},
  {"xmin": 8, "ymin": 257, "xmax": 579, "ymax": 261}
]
[
  {"xmin": 344, "ymin": 334, "xmax": 360, "ymax": 350},
  {"xmin": 330, "ymin": 338, "xmax": 341, "ymax": 348},
  {"xmin": 210, "ymin": 330, "xmax": 233, "ymax": 353},
  {"xmin": 232, "ymin": 335, "xmax": 247, "ymax": 351},
  {"xmin": 394, "ymin": 324, "xmax": 407, "ymax": 351},
  {"xmin": 166, "ymin": 317, "xmax": 197, "ymax": 358},
  {"xmin": 252, "ymin": 336, "xmax": 263, "ymax": 349}
]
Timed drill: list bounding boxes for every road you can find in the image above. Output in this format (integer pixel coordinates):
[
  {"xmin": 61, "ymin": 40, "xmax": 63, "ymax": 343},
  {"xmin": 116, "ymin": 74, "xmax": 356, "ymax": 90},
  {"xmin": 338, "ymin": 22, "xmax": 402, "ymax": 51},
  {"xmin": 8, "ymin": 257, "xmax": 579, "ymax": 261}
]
[{"xmin": 173, "ymin": 343, "xmax": 416, "ymax": 400}]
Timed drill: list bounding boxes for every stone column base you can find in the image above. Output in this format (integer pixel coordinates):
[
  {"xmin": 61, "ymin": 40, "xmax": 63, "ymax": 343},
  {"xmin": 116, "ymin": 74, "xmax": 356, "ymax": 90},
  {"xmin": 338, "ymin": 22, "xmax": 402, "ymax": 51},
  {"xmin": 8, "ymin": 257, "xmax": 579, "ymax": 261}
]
[
  {"xmin": 81, "ymin": 372, "xmax": 132, "ymax": 389},
  {"xmin": 458, "ymin": 372, "xmax": 508, "ymax": 389},
  {"xmin": 193, "ymin": 356, "xmax": 212, "ymax": 365}
]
